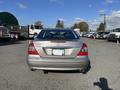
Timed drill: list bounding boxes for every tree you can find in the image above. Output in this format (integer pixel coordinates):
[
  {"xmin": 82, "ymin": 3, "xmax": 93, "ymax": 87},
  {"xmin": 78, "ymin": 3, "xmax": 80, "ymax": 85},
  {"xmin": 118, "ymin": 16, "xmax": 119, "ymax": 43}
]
[
  {"xmin": 0, "ymin": 12, "xmax": 19, "ymax": 26},
  {"xmin": 97, "ymin": 23, "xmax": 105, "ymax": 32},
  {"xmin": 112, "ymin": 28, "xmax": 120, "ymax": 32},
  {"xmin": 71, "ymin": 23, "xmax": 79, "ymax": 29},
  {"xmin": 34, "ymin": 21, "xmax": 43, "ymax": 29},
  {"xmin": 72, "ymin": 22, "xmax": 89, "ymax": 32},
  {"xmin": 79, "ymin": 22, "xmax": 89, "ymax": 32},
  {"xmin": 56, "ymin": 20, "xmax": 64, "ymax": 29}
]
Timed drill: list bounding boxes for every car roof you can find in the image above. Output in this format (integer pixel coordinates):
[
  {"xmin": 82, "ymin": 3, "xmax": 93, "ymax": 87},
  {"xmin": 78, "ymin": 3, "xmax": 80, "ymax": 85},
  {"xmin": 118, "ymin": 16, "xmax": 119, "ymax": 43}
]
[{"xmin": 42, "ymin": 28, "xmax": 74, "ymax": 31}]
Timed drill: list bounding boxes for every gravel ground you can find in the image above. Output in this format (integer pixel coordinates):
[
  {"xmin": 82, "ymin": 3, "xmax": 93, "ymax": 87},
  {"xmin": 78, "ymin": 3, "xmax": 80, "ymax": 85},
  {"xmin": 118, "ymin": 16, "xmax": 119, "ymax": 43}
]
[{"xmin": 0, "ymin": 38, "xmax": 120, "ymax": 90}]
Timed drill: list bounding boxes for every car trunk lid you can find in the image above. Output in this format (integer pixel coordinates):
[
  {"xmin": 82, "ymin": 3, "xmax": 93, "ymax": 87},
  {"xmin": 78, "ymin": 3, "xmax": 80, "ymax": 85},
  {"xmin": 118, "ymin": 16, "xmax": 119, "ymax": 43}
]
[{"xmin": 33, "ymin": 40, "xmax": 83, "ymax": 59}]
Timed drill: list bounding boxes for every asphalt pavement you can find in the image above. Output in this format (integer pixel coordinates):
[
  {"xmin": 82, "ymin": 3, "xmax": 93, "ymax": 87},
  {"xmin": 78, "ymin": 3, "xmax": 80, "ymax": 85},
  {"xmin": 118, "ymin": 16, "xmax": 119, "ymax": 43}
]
[{"xmin": 0, "ymin": 38, "xmax": 120, "ymax": 90}]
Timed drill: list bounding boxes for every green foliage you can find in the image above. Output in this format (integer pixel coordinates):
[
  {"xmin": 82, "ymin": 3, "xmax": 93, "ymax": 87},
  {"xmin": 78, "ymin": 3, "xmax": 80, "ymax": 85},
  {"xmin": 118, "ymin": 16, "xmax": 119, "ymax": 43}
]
[
  {"xmin": 112, "ymin": 28, "xmax": 120, "ymax": 32},
  {"xmin": 72, "ymin": 22, "xmax": 89, "ymax": 32},
  {"xmin": 56, "ymin": 20, "xmax": 64, "ymax": 29},
  {"xmin": 97, "ymin": 23, "xmax": 105, "ymax": 32},
  {"xmin": 72, "ymin": 23, "xmax": 80, "ymax": 29},
  {"xmin": 34, "ymin": 21, "xmax": 43, "ymax": 29},
  {"xmin": 0, "ymin": 12, "xmax": 19, "ymax": 26}
]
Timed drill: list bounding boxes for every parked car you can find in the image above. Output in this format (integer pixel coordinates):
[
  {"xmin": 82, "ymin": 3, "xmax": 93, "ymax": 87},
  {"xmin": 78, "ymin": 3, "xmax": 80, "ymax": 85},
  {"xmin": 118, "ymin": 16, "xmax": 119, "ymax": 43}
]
[
  {"xmin": 81, "ymin": 32, "xmax": 89, "ymax": 37},
  {"xmin": 28, "ymin": 25, "xmax": 42, "ymax": 39},
  {"xmin": 27, "ymin": 29, "xmax": 90, "ymax": 74},
  {"xmin": 101, "ymin": 32, "xmax": 110, "ymax": 39},
  {"xmin": 107, "ymin": 30, "xmax": 120, "ymax": 41},
  {"xmin": 94, "ymin": 32, "xmax": 104, "ymax": 39},
  {"xmin": 0, "ymin": 26, "xmax": 11, "ymax": 41},
  {"xmin": 86, "ymin": 32, "xmax": 95, "ymax": 38},
  {"xmin": 94, "ymin": 32, "xmax": 110, "ymax": 39}
]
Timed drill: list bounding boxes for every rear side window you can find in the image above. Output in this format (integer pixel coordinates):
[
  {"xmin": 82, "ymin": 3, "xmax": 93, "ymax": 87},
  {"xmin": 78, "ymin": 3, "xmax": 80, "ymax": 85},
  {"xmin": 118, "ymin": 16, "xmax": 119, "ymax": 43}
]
[
  {"xmin": 37, "ymin": 30, "xmax": 79, "ymax": 40},
  {"xmin": 98, "ymin": 32, "xmax": 104, "ymax": 35},
  {"xmin": 104, "ymin": 32, "xmax": 109, "ymax": 34}
]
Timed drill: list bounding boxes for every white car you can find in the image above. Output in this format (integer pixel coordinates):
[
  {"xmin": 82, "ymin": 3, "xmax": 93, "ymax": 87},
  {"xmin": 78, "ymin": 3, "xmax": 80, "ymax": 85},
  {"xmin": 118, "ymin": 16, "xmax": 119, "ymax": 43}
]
[
  {"xmin": 107, "ymin": 30, "xmax": 120, "ymax": 41},
  {"xmin": 86, "ymin": 32, "xmax": 95, "ymax": 38},
  {"xmin": 29, "ymin": 25, "xmax": 42, "ymax": 38}
]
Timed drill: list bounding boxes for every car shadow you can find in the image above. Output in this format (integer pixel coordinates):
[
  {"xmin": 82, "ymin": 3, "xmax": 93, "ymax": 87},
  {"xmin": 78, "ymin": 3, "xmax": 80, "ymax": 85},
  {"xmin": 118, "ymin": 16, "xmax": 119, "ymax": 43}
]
[
  {"xmin": 0, "ymin": 40, "xmax": 24, "ymax": 46},
  {"xmin": 43, "ymin": 70, "xmax": 80, "ymax": 74},
  {"xmin": 93, "ymin": 77, "xmax": 113, "ymax": 90}
]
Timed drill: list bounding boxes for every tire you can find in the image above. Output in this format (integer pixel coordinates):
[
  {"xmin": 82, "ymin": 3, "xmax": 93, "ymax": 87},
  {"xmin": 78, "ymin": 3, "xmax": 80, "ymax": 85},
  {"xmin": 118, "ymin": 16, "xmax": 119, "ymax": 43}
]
[
  {"xmin": 30, "ymin": 68, "xmax": 36, "ymax": 71},
  {"xmin": 82, "ymin": 63, "xmax": 91, "ymax": 74},
  {"xmin": 107, "ymin": 38, "xmax": 110, "ymax": 41},
  {"xmin": 43, "ymin": 70, "xmax": 48, "ymax": 74}
]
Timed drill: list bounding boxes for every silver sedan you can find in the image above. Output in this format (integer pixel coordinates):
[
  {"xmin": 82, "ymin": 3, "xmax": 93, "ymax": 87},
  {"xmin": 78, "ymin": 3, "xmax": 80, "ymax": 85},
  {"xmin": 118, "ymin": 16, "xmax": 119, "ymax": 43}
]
[{"xmin": 27, "ymin": 29, "xmax": 90, "ymax": 74}]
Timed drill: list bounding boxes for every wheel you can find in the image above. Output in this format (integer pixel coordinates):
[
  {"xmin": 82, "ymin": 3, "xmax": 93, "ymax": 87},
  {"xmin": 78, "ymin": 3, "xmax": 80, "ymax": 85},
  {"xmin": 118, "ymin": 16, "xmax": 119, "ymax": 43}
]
[
  {"xmin": 107, "ymin": 38, "xmax": 111, "ymax": 41},
  {"xmin": 81, "ymin": 69, "xmax": 86, "ymax": 74},
  {"xmin": 30, "ymin": 68, "xmax": 36, "ymax": 71},
  {"xmin": 81, "ymin": 64, "xmax": 91, "ymax": 74},
  {"xmin": 43, "ymin": 70, "xmax": 48, "ymax": 74}
]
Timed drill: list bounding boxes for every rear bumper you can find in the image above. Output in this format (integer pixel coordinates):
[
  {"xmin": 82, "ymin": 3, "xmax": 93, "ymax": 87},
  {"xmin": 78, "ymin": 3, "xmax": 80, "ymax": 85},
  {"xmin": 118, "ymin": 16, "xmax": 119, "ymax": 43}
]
[{"xmin": 27, "ymin": 55, "xmax": 90, "ymax": 71}]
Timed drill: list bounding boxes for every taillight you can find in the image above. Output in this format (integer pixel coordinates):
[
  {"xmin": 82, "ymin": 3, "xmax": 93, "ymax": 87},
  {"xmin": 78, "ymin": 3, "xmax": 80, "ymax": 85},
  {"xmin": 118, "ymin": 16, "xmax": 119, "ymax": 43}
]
[
  {"xmin": 28, "ymin": 40, "xmax": 39, "ymax": 55},
  {"xmin": 77, "ymin": 43, "xmax": 88, "ymax": 56}
]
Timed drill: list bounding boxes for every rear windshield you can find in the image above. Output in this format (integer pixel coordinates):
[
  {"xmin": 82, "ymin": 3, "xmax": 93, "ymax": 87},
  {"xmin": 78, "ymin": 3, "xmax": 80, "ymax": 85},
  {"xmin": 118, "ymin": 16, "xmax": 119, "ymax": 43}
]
[{"xmin": 37, "ymin": 30, "xmax": 80, "ymax": 40}]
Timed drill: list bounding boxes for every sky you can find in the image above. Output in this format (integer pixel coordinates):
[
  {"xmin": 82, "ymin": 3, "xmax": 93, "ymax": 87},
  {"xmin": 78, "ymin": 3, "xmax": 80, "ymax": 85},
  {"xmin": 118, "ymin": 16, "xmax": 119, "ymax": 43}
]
[{"xmin": 0, "ymin": 0, "xmax": 120, "ymax": 30}]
